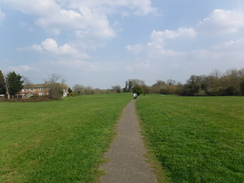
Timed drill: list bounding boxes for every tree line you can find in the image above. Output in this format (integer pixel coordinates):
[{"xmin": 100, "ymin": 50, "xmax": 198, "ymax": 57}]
[
  {"xmin": 70, "ymin": 84, "xmax": 116, "ymax": 96},
  {"xmin": 1, "ymin": 68, "xmax": 244, "ymax": 100},
  {"xmin": 115, "ymin": 68, "xmax": 244, "ymax": 96},
  {"xmin": 179, "ymin": 69, "xmax": 244, "ymax": 96}
]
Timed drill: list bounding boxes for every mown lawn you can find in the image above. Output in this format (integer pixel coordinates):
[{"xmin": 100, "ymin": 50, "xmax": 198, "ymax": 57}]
[
  {"xmin": 136, "ymin": 95, "xmax": 244, "ymax": 183},
  {"xmin": 0, "ymin": 93, "xmax": 131, "ymax": 183}
]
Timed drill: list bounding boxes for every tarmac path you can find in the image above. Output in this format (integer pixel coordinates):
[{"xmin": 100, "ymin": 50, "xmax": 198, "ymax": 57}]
[{"xmin": 99, "ymin": 100, "xmax": 158, "ymax": 183}]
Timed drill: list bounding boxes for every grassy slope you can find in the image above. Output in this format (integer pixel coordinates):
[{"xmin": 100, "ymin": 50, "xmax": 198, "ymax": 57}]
[
  {"xmin": 0, "ymin": 93, "xmax": 131, "ymax": 183},
  {"xmin": 136, "ymin": 95, "xmax": 244, "ymax": 183}
]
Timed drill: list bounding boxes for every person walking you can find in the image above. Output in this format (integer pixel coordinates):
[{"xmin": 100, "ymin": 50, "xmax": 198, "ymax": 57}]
[{"xmin": 133, "ymin": 93, "xmax": 137, "ymax": 100}]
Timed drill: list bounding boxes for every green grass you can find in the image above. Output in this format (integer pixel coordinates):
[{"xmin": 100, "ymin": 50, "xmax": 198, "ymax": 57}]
[
  {"xmin": 0, "ymin": 93, "xmax": 131, "ymax": 183},
  {"xmin": 136, "ymin": 95, "xmax": 244, "ymax": 183}
]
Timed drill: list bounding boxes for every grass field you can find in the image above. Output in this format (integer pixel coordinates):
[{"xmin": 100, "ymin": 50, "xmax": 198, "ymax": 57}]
[
  {"xmin": 0, "ymin": 93, "xmax": 131, "ymax": 183},
  {"xmin": 136, "ymin": 95, "xmax": 244, "ymax": 183}
]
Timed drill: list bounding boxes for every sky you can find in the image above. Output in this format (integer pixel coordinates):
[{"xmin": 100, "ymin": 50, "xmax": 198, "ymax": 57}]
[{"xmin": 1, "ymin": 0, "xmax": 244, "ymax": 89}]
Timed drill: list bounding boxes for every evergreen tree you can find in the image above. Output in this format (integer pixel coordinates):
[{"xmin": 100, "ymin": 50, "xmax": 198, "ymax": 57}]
[
  {"xmin": 6, "ymin": 71, "xmax": 24, "ymax": 95},
  {"xmin": 0, "ymin": 70, "xmax": 6, "ymax": 94}
]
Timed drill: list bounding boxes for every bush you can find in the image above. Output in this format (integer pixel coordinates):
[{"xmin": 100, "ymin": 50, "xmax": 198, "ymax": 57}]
[
  {"xmin": 70, "ymin": 92, "xmax": 77, "ymax": 97},
  {"xmin": 48, "ymin": 86, "xmax": 63, "ymax": 100},
  {"xmin": 132, "ymin": 85, "xmax": 144, "ymax": 96},
  {"xmin": 0, "ymin": 96, "xmax": 51, "ymax": 102},
  {"xmin": 240, "ymin": 81, "xmax": 244, "ymax": 96}
]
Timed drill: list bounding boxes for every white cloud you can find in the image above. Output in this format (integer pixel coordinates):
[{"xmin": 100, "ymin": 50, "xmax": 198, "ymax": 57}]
[
  {"xmin": 150, "ymin": 28, "xmax": 197, "ymax": 40},
  {"xmin": 126, "ymin": 44, "xmax": 145, "ymax": 54},
  {"xmin": 61, "ymin": 0, "xmax": 156, "ymax": 15},
  {"xmin": 0, "ymin": 7, "xmax": 5, "ymax": 22},
  {"xmin": 8, "ymin": 65, "xmax": 35, "ymax": 72},
  {"xmin": 12, "ymin": 37, "xmax": 244, "ymax": 88},
  {"xmin": 0, "ymin": 0, "xmax": 114, "ymax": 37},
  {"xmin": 41, "ymin": 38, "xmax": 58, "ymax": 52},
  {"xmin": 19, "ymin": 22, "xmax": 33, "ymax": 31},
  {"xmin": 197, "ymin": 9, "xmax": 244, "ymax": 35},
  {"xmin": 182, "ymin": 39, "xmax": 244, "ymax": 75},
  {"xmin": 3, "ymin": 1, "xmax": 244, "ymax": 88},
  {"xmin": 127, "ymin": 27, "xmax": 196, "ymax": 57},
  {"xmin": 28, "ymin": 38, "xmax": 89, "ymax": 58},
  {"xmin": 53, "ymin": 59, "xmax": 106, "ymax": 72},
  {"xmin": 1, "ymin": 0, "xmax": 59, "ymax": 16},
  {"xmin": 125, "ymin": 20, "xmax": 244, "ymax": 83},
  {"xmin": 126, "ymin": 0, "xmax": 157, "ymax": 15},
  {"xmin": 1, "ymin": 0, "xmax": 155, "ymax": 38},
  {"xmin": 148, "ymin": 28, "xmax": 196, "ymax": 50},
  {"xmin": 211, "ymin": 39, "xmax": 244, "ymax": 59}
]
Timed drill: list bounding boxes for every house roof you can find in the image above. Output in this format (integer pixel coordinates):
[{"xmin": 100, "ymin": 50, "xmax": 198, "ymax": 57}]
[
  {"xmin": 23, "ymin": 84, "xmax": 48, "ymax": 89},
  {"xmin": 23, "ymin": 83, "xmax": 68, "ymax": 89}
]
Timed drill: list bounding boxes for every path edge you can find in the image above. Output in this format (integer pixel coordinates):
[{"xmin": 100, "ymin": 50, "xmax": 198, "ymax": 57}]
[
  {"xmin": 134, "ymin": 99, "xmax": 170, "ymax": 183},
  {"xmin": 96, "ymin": 100, "xmax": 131, "ymax": 182}
]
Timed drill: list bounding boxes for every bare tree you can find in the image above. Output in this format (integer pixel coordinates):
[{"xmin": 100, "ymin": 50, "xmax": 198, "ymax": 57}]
[
  {"xmin": 22, "ymin": 76, "xmax": 32, "ymax": 86},
  {"xmin": 45, "ymin": 73, "xmax": 66, "ymax": 99},
  {"xmin": 167, "ymin": 79, "xmax": 176, "ymax": 85},
  {"xmin": 72, "ymin": 84, "xmax": 85, "ymax": 95},
  {"xmin": 111, "ymin": 85, "xmax": 122, "ymax": 93},
  {"xmin": 45, "ymin": 73, "xmax": 66, "ymax": 85}
]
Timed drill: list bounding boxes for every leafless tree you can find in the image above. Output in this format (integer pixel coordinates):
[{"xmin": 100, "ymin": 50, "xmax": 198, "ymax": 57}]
[
  {"xmin": 72, "ymin": 84, "xmax": 85, "ymax": 95},
  {"xmin": 111, "ymin": 85, "xmax": 122, "ymax": 93},
  {"xmin": 44, "ymin": 73, "xmax": 66, "ymax": 99},
  {"xmin": 22, "ymin": 76, "xmax": 32, "ymax": 89}
]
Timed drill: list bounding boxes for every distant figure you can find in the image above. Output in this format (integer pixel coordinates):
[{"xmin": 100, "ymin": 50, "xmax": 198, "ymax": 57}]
[{"xmin": 133, "ymin": 93, "xmax": 137, "ymax": 100}]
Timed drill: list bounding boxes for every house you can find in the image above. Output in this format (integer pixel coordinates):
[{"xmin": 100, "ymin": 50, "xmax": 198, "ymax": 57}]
[{"xmin": 18, "ymin": 83, "xmax": 69, "ymax": 98}]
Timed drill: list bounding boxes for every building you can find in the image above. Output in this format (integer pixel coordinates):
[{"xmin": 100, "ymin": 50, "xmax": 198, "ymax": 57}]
[{"xmin": 18, "ymin": 83, "xmax": 69, "ymax": 98}]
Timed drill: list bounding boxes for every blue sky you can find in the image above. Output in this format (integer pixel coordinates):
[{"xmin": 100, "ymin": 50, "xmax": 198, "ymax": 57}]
[{"xmin": 1, "ymin": 0, "xmax": 244, "ymax": 89}]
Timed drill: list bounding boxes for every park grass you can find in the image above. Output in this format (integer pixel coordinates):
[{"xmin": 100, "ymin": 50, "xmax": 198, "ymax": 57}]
[
  {"xmin": 136, "ymin": 95, "xmax": 244, "ymax": 183},
  {"xmin": 0, "ymin": 93, "xmax": 131, "ymax": 183}
]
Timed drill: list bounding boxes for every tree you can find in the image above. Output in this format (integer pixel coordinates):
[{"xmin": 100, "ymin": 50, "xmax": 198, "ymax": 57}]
[
  {"xmin": 124, "ymin": 79, "xmax": 145, "ymax": 92},
  {"xmin": 178, "ymin": 68, "xmax": 244, "ymax": 96},
  {"xmin": 72, "ymin": 84, "xmax": 85, "ymax": 95},
  {"xmin": 68, "ymin": 88, "xmax": 72, "ymax": 94},
  {"xmin": 180, "ymin": 75, "xmax": 206, "ymax": 96},
  {"xmin": 124, "ymin": 80, "xmax": 133, "ymax": 92},
  {"xmin": 240, "ymin": 80, "xmax": 244, "ymax": 96},
  {"xmin": 151, "ymin": 80, "xmax": 166, "ymax": 93},
  {"xmin": 132, "ymin": 85, "xmax": 144, "ymax": 96},
  {"xmin": 22, "ymin": 76, "xmax": 32, "ymax": 87},
  {"xmin": 167, "ymin": 79, "xmax": 176, "ymax": 85},
  {"xmin": 111, "ymin": 85, "xmax": 122, "ymax": 93},
  {"xmin": 0, "ymin": 70, "xmax": 6, "ymax": 94},
  {"xmin": 84, "ymin": 86, "xmax": 95, "ymax": 95},
  {"xmin": 6, "ymin": 71, "xmax": 24, "ymax": 96},
  {"xmin": 45, "ymin": 73, "xmax": 66, "ymax": 100},
  {"xmin": 141, "ymin": 84, "xmax": 150, "ymax": 95}
]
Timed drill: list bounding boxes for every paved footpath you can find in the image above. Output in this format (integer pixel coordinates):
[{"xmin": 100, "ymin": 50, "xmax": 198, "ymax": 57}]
[{"xmin": 100, "ymin": 100, "xmax": 158, "ymax": 183}]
